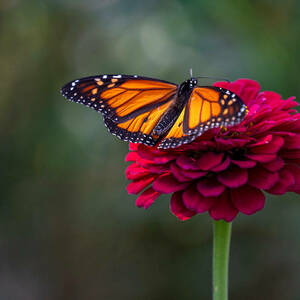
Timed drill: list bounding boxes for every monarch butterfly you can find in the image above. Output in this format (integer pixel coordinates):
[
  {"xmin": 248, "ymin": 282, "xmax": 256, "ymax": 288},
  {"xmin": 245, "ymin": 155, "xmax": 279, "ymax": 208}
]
[{"xmin": 61, "ymin": 74, "xmax": 247, "ymax": 149}]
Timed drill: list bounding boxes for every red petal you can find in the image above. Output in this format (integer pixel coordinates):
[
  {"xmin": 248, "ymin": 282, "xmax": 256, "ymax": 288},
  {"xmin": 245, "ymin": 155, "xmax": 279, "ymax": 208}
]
[
  {"xmin": 230, "ymin": 185, "xmax": 265, "ymax": 215},
  {"xmin": 170, "ymin": 192, "xmax": 196, "ymax": 221},
  {"xmin": 214, "ymin": 137, "xmax": 249, "ymax": 150},
  {"xmin": 136, "ymin": 187, "xmax": 161, "ymax": 209},
  {"xmin": 180, "ymin": 169, "xmax": 207, "ymax": 179},
  {"xmin": 245, "ymin": 153, "xmax": 277, "ymax": 163},
  {"xmin": 147, "ymin": 164, "xmax": 170, "ymax": 174},
  {"xmin": 266, "ymin": 168, "xmax": 295, "ymax": 195},
  {"xmin": 197, "ymin": 178, "xmax": 225, "ymax": 197},
  {"xmin": 217, "ymin": 167, "xmax": 248, "ymax": 188},
  {"xmin": 129, "ymin": 143, "xmax": 139, "ymax": 151},
  {"xmin": 209, "ymin": 191, "xmax": 238, "ymax": 222},
  {"xmin": 125, "ymin": 163, "xmax": 149, "ymax": 180},
  {"xmin": 138, "ymin": 148, "xmax": 176, "ymax": 164},
  {"xmin": 248, "ymin": 167, "xmax": 279, "ymax": 190},
  {"xmin": 153, "ymin": 174, "xmax": 190, "ymax": 193},
  {"xmin": 197, "ymin": 152, "xmax": 224, "ymax": 170},
  {"xmin": 125, "ymin": 151, "xmax": 139, "ymax": 162},
  {"xmin": 127, "ymin": 175, "xmax": 155, "ymax": 195},
  {"xmin": 182, "ymin": 186, "xmax": 215, "ymax": 213},
  {"xmin": 249, "ymin": 136, "xmax": 284, "ymax": 154},
  {"xmin": 285, "ymin": 165, "xmax": 300, "ymax": 191},
  {"xmin": 211, "ymin": 156, "xmax": 231, "ymax": 172},
  {"xmin": 170, "ymin": 163, "xmax": 190, "ymax": 182},
  {"xmin": 176, "ymin": 155, "xmax": 200, "ymax": 170},
  {"xmin": 231, "ymin": 159, "xmax": 256, "ymax": 168},
  {"xmin": 284, "ymin": 134, "xmax": 300, "ymax": 150},
  {"xmin": 262, "ymin": 157, "xmax": 284, "ymax": 172}
]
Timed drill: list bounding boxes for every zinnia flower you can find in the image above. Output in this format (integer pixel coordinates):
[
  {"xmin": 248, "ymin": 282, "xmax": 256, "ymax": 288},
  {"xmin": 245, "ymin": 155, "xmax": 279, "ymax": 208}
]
[{"xmin": 125, "ymin": 79, "xmax": 300, "ymax": 222}]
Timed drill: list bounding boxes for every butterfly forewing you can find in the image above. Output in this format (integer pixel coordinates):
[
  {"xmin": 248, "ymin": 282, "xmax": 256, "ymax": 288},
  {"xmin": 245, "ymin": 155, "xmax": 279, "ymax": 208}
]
[{"xmin": 61, "ymin": 74, "xmax": 177, "ymax": 120}]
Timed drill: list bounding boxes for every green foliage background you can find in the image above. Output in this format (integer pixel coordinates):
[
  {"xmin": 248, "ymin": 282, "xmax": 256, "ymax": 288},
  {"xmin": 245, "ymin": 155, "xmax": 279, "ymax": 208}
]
[{"xmin": 1, "ymin": 0, "xmax": 299, "ymax": 299}]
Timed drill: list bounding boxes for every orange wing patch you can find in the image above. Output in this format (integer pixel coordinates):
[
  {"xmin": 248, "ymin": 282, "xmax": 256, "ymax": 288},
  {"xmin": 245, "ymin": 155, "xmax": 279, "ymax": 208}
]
[
  {"xmin": 119, "ymin": 80, "xmax": 175, "ymax": 90},
  {"xmin": 61, "ymin": 75, "xmax": 177, "ymax": 124},
  {"xmin": 113, "ymin": 89, "xmax": 174, "ymax": 117},
  {"xmin": 164, "ymin": 108, "xmax": 185, "ymax": 139},
  {"xmin": 158, "ymin": 108, "xmax": 198, "ymax": 149},
  {"xmin": 183, "ymin": 87, "xmax": 224, "ymax": 134},
  {"xmin": 104, "ymin": 100, "xmax": 174, "ymax": 146}
]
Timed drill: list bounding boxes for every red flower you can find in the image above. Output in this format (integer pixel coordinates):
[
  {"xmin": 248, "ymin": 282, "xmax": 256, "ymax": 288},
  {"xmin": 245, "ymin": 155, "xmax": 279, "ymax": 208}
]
[{"xmin": 125, "ymin": 79, "xmax": 300, "ymax": 222}]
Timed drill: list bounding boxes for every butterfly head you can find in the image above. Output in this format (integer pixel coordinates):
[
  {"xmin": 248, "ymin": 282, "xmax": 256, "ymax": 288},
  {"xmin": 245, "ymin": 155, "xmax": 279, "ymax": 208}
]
[
  {"xmin": 178, "ymin": 78, "xmax": 198, "ymax": 97},
  {"xmin": 188, "ymin": 77, "xmax": 198, "ymax": 88}
]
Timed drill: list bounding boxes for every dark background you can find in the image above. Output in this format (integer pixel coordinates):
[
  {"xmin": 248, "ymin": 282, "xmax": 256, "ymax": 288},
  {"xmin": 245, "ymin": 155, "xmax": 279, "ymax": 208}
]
[{"xmin": 1, "ymin": 0, "xmax": 300, "ymax": 299}]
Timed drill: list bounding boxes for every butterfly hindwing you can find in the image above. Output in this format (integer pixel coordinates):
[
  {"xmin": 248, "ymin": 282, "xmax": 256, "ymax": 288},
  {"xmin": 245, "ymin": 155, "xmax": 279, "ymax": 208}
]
[
  {"xmin": 157, "ymin": 107, "xmax": 197, "ymax": 149},
  {"xmin": 103, "ymin": 96, "xmax": 177, "ymax": 146}
]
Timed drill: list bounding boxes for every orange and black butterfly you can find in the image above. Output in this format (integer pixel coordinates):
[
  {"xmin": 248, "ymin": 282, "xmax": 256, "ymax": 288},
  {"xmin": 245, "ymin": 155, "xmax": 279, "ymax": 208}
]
[{"xmin": 61, "ymin": 74, "xmax": 247, "ymax": 149}]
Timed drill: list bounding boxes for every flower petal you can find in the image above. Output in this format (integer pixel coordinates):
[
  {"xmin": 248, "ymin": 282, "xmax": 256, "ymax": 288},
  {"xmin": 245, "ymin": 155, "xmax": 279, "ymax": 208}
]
[
  {"xmin": 136, "ymin": 187, "xmax": 161, "ymax": 209},
  {"xmin": 266, "ymin": 168, "xmax": 295, "ymax": 195},
  {"xmin": 211, "ymin": 156, "xmax": 231, "ymax": 172},
  {"xmin": 129, "ymin": 143, "xmax": 139, "ymax": 151},
  {"xmin": 176, "ymin": 155, "xmax": 200, "ymax": 170},
  {"xmin": 125, "ymin": 163, "xmax": 149, "ymax": 180},
  {"xmin": 170, "ymin": 163, "xmax": 190, "ymax": 182},
  {"xmin": 217, "ymin": 167, "xmax": 248, "ymax": 188},
  {"xmin": 170, "ymin": 192, "xmax": 196, "ymax": 220},
  {"xmin": 284, "ymin": 134, "xmax": 300, "ymax": 150},
  {"xmin": 231, "ymin": 159, "xmax": 256, "ymax": 168},
  {"xmin": 127, "ymin": 175, "xmax": 155, "ymax": 195},
  {"xmin": 249, "ymin": 136, "xmax": 284, "ymax": 154},
  {"xmin": 138, "ymin": 148, "xmax": 177, "ymax": 164},
  {"xmin": 245, "ymin": 153, "xmax": 277, "ymax": 163},
  {"xmin": 153, "ymin": 174, "xmax": 190, "ymax": 193},
  {"xmin": 197, "ymin": 152, "xmax": 224, "ymax": 170},
  {"xmin": 197, "ymin": 178, "xmax": 225, "ymax": 197},
  {"xmin": 182, "ymin": 186, "xmax": 215, "ymax": 213},
  {"xmin": 125, "ymin": 151, "xmax": 139, "ymax": 162},
  {"xmin": 209, "ymin": 191, "xmax": 238, "ymax": 222},
  {"xmin": 230, "ymin": 185, "xmax": 265, "ymax": 215},
  {"xmin": 248, "ymin": 167, "xmax": 279, "ymax": 190},
  {"xmin": 285, "ymin": 165, "xmax": 300, "ymax": 191},
  {"xmin": 262, "ymin": 157, "xmax": 284, "ymax": 172},
  {"xmin": 147, "ymin": 164, "xmax": 170, "ymax": 174},
  {"xmin": 180, "ymin": 169, "xmax": 207, "ymax": 179}
]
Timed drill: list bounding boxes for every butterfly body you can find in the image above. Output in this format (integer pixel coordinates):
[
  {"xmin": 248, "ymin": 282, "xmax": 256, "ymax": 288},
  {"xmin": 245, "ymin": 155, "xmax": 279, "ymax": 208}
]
[
  {"xmin": 153, "ymin": 78, "xmax": 197, "ymax": 136},
  {"xmin": 61, "ymin": 74, "xmax": 247, "ymax": 149}
]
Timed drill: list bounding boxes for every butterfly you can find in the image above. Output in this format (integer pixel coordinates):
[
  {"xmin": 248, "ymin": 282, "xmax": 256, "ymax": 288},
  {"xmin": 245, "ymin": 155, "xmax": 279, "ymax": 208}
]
[{"xmin": 61, "ymin": 74, "xmax": 247, "ymax": 149}]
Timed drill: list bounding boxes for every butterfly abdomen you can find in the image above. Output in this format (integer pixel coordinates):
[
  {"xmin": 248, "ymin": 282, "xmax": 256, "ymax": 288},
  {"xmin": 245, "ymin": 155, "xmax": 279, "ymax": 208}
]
[{"xmin": 153, "ymin": 104, "xmax": 183, "ymax": 135}]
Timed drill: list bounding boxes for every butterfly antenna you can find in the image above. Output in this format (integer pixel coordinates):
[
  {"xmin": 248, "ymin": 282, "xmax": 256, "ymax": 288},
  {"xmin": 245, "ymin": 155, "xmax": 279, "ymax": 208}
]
[
  {"xmin": 189, "ymin": 68, "xmax": 193, "ymax": 78},
  {"xmin": 195, "ymin": 75, "xmax": 230, "ymax": 83}
]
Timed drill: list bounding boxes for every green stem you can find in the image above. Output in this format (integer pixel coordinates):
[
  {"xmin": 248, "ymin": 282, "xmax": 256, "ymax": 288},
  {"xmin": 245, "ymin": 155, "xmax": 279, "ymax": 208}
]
[{"xmin": 213, "ymin": 220, "xmax": 232, "ymax": 300}]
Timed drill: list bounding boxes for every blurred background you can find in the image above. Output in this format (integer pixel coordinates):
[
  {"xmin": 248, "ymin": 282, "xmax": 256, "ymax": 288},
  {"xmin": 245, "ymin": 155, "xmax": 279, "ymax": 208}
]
[{"xmin": 1, "ymin": 0, "xmax": 300, "ymax": 299}]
